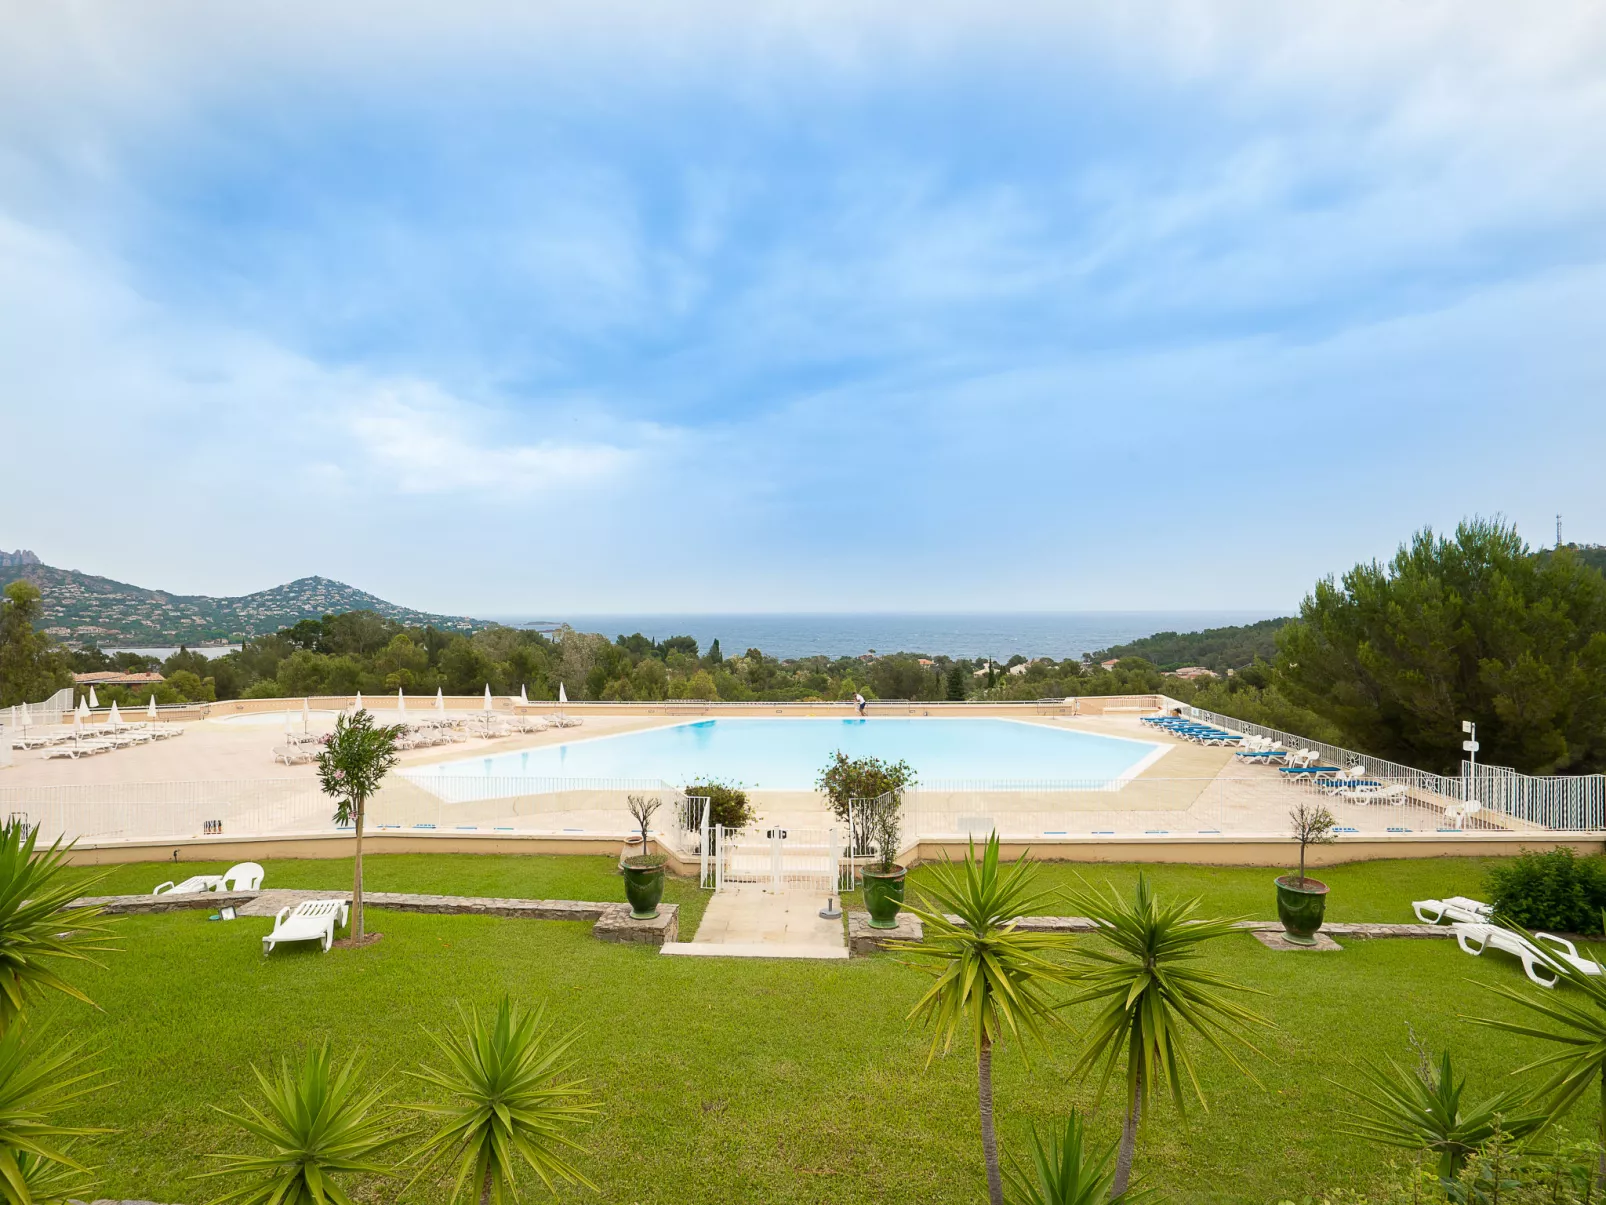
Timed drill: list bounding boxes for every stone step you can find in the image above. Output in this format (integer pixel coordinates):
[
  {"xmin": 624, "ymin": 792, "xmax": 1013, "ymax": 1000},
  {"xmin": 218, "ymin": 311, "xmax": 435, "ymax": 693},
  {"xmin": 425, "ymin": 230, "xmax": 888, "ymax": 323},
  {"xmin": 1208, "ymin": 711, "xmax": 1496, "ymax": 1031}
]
[{"xmin": 659, "ymin": 941, "xmax": 848, "ymax": 960}]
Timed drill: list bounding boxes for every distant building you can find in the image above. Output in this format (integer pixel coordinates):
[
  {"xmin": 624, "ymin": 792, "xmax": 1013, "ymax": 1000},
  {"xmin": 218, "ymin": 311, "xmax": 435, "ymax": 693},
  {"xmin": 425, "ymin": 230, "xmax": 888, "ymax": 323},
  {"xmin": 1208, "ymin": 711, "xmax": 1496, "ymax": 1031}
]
[
  {"xmin": 1007, "ymin": 663, "xmax": 1029, "ymax": 676},
  {"xmin": 1099, "ymin": 659, "xmax": 1121, "ymax": 671},
  {"xmin": 1167, "ymin": 666, "xmax": 1218, "ymax": 681},
  {"xmin": 857, "ymin": 653, "xmax": 876, "ymax": 663},
  {"xmin": 917, "ymin": 658, "xmax": 934, "ymax": 668},
  {"xmin": 72, "ymin": 671, "xmax": 166, "ymax": 687}
]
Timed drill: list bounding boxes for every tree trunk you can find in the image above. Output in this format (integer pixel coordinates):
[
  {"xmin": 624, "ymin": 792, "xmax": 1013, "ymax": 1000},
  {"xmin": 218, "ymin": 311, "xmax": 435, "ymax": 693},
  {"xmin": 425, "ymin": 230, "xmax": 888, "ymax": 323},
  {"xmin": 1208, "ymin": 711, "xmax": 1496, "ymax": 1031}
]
[
  {"xmin": 353, "ymin": 794, "xmax": 365, "ymax": 941},
  {"xmin": 978, "ymin": 1033, "xmax": 1003, "ymax": 1205},
  {"xmin": 1113, "ymin": 1065, "xmax": 1144, "ymax": 1198},
  {"xmin": 480, "ymin": 1164, "xmax": 492, "ymax": 1205}
]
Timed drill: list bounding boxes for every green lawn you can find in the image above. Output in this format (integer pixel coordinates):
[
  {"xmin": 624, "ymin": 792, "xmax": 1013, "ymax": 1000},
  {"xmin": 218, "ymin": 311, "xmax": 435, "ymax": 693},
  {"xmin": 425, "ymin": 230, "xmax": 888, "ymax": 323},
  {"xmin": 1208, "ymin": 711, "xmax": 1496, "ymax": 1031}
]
[{"xmin": 42, "ymin": 854, "xmax": 1595, "ymax": 1203}]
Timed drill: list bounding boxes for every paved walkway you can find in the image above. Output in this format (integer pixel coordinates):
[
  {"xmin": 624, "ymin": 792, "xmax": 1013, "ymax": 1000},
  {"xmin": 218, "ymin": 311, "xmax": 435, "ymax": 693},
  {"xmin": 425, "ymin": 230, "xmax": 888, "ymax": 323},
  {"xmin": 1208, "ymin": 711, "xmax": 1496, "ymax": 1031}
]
[{"xmin": 662, "ymin": 885, "xmax": 847, "ymax": 960}]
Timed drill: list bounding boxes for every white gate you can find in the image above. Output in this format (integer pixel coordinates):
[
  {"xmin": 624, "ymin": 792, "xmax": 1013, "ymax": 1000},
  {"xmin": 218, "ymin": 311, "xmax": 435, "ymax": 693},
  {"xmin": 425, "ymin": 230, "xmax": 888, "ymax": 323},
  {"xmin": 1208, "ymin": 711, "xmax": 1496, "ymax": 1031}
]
[{"xmin": 713, "ymin": 824, "xmax": 842, "ymax": 893}]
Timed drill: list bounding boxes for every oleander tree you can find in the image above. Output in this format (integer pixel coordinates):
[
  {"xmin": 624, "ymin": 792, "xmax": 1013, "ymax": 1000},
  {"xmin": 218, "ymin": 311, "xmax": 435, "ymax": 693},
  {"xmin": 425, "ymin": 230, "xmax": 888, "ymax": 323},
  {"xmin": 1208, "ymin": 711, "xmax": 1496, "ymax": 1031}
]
[
  {"xmin": 1058, "ymin": 875, "xmax": 1268, "ymax": 1197},
  {"xmin": 316, "ymin": 710, "xmax": 406, "ymax": 943},
  {"xmin": 892, "ymin": 836, "xmax": 1075, "ymax": 1205},
  {"xmin": 403, "ymin": 996, "xmax": 597, "ymax": 1204}
]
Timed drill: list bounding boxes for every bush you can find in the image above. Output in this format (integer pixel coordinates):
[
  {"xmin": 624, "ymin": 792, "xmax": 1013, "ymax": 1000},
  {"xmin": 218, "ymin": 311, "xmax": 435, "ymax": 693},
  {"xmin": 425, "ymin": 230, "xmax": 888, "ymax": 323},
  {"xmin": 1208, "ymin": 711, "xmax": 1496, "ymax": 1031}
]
[
  {"xmin": 682, "ymin": 780, "xmax": 754, "ymax": 834},
  {"xmin": 1486, "ymin": 848, "xmax": 1606, "ymax": 935}
]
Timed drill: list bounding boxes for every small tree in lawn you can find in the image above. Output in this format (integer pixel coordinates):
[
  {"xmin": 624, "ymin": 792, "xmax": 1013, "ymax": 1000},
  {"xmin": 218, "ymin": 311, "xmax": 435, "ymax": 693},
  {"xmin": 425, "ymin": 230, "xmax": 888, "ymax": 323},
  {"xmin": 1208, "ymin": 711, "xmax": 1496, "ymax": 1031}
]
[
  {"xmin": 317, "ymin": 709, "xmax": 405, "ymax": 944},
  {"xmin": 1288, "ymin": 802, "xmax": 1337, "ymax": 888}
]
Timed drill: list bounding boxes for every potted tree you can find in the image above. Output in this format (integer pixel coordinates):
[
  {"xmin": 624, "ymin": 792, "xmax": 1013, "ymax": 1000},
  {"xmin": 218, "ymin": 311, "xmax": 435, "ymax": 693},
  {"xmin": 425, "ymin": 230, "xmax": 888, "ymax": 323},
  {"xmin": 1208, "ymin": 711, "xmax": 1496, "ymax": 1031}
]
[
  {"xmin": 622, "ymin": 795, "xmax": 667, "ymax": 919},
  {"xmin": 1277, "ymin": 802, "xmax": 1337, "ymax": 945},
  {"xmin": 861, "ymin": 795, "xmax": 906, "ymax": 930}
]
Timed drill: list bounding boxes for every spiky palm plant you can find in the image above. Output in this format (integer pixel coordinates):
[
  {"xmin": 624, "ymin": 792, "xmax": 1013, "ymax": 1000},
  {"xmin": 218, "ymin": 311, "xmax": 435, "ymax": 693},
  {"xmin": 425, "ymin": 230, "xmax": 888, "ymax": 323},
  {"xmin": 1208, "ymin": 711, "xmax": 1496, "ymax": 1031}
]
[
  {"xmin": 1002, "ymin": 1112, "xmax": 1150, "ymax": 1205},
  {"xmin": 1336, "ymin": 1048, "xmax": 1546, "ymax": 1181},
  {"xmin": 0, "ymin": 1027, "xmax": 106, "ymax": 1205},
  {"xmin": 1058, "ymin": 873, "xmax": 1268, "ymax": 1197},
  {"xmin": 1466, "ymin": 928, "xmax": 1606, "ymax": 1185},
  {"xmin": 315, "ymin": 710, "xmax": 405, "ymax": 942},
  {"xmin": 200, "ymin": 1043, "xmax": 398, "ymax": 1205},
  {"xmin": 403, "ymin": 996, "xmax": 598, "ymax": 1204},
  {"xmin": 0, "ymin": 819, "xmax": 115, "ymax": 1035},
  {"xmin": 890, "ymin": 835, "xmax": 1076, "ymax": 1205}
]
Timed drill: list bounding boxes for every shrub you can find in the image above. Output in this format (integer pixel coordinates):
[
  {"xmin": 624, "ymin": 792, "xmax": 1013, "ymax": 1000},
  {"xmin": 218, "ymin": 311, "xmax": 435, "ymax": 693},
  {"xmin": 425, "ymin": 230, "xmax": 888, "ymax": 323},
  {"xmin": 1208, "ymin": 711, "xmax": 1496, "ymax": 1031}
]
[
  {"xmin": 1486, "ymin": 848, "xmax": 1606, "ymax": 935},
  {"xmin": 682, "ymin": 780, "xmax": 754, "ymax": 834}
]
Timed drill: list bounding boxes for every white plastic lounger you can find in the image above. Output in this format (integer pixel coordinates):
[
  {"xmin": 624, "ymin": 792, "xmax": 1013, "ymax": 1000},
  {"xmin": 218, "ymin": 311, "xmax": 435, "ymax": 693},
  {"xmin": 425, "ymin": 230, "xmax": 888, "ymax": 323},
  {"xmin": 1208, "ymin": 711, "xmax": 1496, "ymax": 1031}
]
[
  {"xmin": 1452, "ymin": 922, "xmax": 1604, "ymax": 988},
  {"xmin": 153, "ymin": 875, "xmax": 224, "ymax": 895},
  {"xmin": 262, "ymin": 899, "xmax": 349, "ymax": 954},
  {"xmin": 1413, "ymin": 896, "xmax": 1494, "ymax": 925}
]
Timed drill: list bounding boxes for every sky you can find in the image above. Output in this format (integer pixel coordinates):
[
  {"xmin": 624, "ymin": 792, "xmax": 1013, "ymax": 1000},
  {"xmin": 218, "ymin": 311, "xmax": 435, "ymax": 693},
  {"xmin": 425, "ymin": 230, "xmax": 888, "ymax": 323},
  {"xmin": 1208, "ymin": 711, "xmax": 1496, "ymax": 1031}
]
[{"xmin": 2, "ymin": 2, "xmax": 1604, "ymax": 614}]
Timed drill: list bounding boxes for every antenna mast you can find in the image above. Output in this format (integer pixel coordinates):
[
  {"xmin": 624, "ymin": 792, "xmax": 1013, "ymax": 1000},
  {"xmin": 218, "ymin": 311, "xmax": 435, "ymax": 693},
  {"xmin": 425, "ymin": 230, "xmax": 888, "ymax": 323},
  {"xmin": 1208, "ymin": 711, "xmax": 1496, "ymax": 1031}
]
[{"xmin": 1557, "ymin": 513, "xmax": 1563, "ymax": 549}]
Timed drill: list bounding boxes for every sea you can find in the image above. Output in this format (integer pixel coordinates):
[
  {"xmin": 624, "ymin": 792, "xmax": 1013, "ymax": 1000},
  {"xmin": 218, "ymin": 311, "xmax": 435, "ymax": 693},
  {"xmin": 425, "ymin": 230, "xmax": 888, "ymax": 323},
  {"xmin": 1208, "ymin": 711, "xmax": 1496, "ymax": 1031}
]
[{"xmin": 485, "ymin": 611, "xmax": 1282, "ymax": 662}]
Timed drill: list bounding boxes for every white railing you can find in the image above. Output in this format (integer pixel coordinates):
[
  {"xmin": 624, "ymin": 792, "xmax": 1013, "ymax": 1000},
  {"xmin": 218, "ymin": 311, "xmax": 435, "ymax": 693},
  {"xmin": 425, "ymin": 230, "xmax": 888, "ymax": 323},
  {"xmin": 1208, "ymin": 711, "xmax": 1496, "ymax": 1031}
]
[
  {"xmin": 3, "ymin": 687, "xmax": 74, "ymax": 732},
  {"xmin": 1464, "ymin": 763, "xmax": 1606, "ymax": 831},
  {"xmin": 1177, "ymin": 701, "xmax": 1606, "ymax": 833}
]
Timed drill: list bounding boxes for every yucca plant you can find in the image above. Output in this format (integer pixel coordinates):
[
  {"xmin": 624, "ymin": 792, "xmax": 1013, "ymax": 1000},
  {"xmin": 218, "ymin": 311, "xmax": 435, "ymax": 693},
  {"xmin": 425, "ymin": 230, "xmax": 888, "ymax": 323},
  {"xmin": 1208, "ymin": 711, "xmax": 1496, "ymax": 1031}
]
[
  {"xmin": 0, "ymin": 1027, "xmax": 107, "ymax": 1205},
  {"xmin": 1336, "ymin": 1048, "xmax": 1547, "ymax": 1181},
  {"xmin": 403, "ymin": 996, "xmax": 598, "ymax": 1204},
  {"xmin": 200, "ymin": 1043, "xmax": 398, "ymax": 1205},
  {"xmin": 1466, "ymin": 924, "xmax": 1606, "ymax": 1186},
  {"xmin": 1059, "ymin": 873, "xmax": 1268, "ymax": 1197},
  {"xmin": 0, "ymin": 818, "xmax": 115, "ymax": 1035},
  {"xmin": 1003, "ymin": 1112, "xmax": 1151, "ymax": 1205},
  {"xmin": 890, "ymin": 835, "xmax": 1077, "ymax": 1205}
]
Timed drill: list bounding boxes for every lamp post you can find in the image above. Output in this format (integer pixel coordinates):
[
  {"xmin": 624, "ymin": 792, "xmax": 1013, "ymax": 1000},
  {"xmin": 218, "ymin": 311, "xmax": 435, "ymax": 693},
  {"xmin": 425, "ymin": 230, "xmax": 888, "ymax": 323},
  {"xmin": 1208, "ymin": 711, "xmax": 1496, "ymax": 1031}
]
[{"xmin": 1461, "ymin": 720, "xmax": 1479, "ymax": 806}]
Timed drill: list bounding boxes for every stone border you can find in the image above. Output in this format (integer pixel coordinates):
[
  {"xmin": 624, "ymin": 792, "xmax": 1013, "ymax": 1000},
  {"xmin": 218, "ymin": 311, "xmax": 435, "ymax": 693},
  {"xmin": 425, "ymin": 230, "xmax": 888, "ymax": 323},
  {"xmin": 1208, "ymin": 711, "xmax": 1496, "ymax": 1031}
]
[
  {"xmin": 845, "ymin": 911, "xmax": 1453, "ymax": 956},
  {"xmin": 71, "ymin": 891, "xmax": 680, "ymax": 947}
]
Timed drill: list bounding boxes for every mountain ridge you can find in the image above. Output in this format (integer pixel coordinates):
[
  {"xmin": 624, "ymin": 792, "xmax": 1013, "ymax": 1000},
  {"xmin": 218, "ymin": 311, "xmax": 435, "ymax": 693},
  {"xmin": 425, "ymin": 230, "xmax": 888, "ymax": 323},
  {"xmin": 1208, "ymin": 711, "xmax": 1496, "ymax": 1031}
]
[{"xmin": 0, "ymin": 560, "xmax": 490, "ymax": 645}]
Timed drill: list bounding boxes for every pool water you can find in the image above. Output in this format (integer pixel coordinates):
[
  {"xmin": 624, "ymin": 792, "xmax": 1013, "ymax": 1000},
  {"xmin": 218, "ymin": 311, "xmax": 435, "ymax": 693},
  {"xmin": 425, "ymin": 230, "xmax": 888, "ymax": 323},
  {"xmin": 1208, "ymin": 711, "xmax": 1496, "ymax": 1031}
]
[{"xmin": 404, "ymin": 718, "xmax": 1165, "ymax": 789}]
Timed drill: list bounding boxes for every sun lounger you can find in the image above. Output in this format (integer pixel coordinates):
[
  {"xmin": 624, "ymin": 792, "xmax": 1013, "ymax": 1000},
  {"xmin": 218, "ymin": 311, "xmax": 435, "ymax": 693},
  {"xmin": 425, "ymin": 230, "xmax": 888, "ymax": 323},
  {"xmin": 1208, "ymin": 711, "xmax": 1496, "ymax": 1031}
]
[
  {"xmin": 153, "ymin": 874, "xmax": 224, "ymax": 895},
  {"xmin": 262, "ymin": 899, "xmax": 349, "ymax": 954},
  {"xmin": 1336, "ymin": 783, "xmax": 1408, "ymax": 806},
  {"xmin": 1452, "ymin": 922, "xmax": 1604, "ymax": 988},
  {"xmin": 1412, "ymin": 895, "xmax": 1494, "ymax": 925}
]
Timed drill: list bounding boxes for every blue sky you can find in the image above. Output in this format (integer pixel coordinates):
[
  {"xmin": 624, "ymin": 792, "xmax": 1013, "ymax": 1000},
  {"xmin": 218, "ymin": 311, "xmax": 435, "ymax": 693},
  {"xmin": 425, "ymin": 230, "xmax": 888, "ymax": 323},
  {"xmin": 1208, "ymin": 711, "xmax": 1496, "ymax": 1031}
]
[{"xmin": 3, "ymin": 3, "xmax": 1604, "ymax": 614}]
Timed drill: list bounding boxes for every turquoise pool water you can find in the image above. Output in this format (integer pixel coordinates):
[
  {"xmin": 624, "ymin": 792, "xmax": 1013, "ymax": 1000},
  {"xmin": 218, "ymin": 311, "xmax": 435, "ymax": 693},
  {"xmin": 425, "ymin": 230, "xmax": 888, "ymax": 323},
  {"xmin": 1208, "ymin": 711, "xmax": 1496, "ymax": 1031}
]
[{"xmin": 404, "ymin": 718, "xmax": 1164, "ymax": 789}]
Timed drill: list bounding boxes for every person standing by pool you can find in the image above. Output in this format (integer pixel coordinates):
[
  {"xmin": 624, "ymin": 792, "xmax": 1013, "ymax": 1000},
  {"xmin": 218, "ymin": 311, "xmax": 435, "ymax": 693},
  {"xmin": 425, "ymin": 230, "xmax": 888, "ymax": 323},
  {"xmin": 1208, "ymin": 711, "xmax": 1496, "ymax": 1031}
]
[{"xmin": 854, "ymin": 692, "xmax": 866, "ymax": 717}]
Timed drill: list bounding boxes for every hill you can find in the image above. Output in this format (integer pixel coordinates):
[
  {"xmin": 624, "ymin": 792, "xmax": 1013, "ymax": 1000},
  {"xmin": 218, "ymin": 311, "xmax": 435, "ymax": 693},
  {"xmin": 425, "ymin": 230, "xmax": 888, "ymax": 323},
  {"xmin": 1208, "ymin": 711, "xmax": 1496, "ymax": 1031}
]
[
  {"xmin": 0, "ymin": 559, "xmax": 490, "ymax": 646},
  {"xmin": 1090, "ymin": 616, "xmax": 1294, "ymax": 673}
]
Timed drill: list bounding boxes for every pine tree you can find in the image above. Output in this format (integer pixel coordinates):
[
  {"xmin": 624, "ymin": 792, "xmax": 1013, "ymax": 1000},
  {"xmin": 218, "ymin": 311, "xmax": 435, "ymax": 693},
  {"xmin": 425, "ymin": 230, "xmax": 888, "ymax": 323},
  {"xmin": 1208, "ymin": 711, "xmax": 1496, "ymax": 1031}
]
[
  {"xmin": 946, "ymin": 663, "xmax": 967, "ymax": 701},
  {"xmin": 0, "ymin": 582, "xmax": 72, "ymax": 708}
]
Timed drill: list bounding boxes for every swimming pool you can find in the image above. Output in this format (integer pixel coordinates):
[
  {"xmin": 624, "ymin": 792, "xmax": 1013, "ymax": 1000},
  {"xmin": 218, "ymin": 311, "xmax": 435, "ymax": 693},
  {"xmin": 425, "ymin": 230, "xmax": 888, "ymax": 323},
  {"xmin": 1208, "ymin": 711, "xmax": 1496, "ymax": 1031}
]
[{"xmin": 403, "ymin": 718, "xmax": 1166, "ymax": 790}]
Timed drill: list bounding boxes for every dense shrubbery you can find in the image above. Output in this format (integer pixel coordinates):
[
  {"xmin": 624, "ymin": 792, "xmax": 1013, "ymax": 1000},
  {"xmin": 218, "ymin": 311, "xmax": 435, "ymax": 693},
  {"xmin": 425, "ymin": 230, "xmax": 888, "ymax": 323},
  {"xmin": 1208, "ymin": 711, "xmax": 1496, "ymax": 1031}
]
[
  {"xmin": 1486, "ymin": 848, "xmax": 1606, "ymax": 935},
  {"xmin": 682, "ymin": 780, "xmax": 754, "ymax": 835}
]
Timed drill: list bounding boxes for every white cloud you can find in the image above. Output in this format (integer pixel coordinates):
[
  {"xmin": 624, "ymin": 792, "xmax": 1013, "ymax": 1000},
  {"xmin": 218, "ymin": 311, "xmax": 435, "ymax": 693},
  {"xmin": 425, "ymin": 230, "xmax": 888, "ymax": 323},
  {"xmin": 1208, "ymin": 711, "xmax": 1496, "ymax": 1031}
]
[{"xmin": 345, "ymin": 385, "xmax": 640, "ymax": 494}]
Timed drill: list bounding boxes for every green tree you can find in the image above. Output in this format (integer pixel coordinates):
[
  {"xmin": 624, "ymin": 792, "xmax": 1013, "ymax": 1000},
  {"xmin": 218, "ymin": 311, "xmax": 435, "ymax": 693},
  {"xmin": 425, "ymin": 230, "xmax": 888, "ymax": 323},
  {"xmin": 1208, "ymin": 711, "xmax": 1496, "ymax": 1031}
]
[
  {"xmin": 946, "ymin": 663, "xmax": 968, "ymax": 702},
  {"xmin": 892, "ymin": 837, "xmax": 1075, "ymax": 1205},
  {"xmin": 201, "ymin": 1043, "xmax": 398, "ymax": 1205},
  {"xmin": 1277, "ymin": 519, "xmax": 1606, "ymax": 774},
  {"xmin": 0, "ymin": 584, "xmax": 70, "ymax": 710},
  {"xmin": 316, "ymin": 711, "xmax": 405, "ymax": 943},
  {"xmin": 1059, "ymin": 874, "xmax": 1268, "ymax": 1197},
  {"xmin": 404, "ymin": 997, "xmax": 597, "ymax": 1204}
]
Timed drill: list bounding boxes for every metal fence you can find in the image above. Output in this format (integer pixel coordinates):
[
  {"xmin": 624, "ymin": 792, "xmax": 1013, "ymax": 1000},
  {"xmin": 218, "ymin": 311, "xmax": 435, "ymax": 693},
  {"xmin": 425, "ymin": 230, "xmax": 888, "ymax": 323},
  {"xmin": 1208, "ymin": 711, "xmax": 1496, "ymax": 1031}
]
[
  {"xmin": 3, "ymin": 687, "xmax": 74, "ymax": 732},
  {"xmin": 1169, "ymin": 699, "xmax": 1606, "ymax": 833}
]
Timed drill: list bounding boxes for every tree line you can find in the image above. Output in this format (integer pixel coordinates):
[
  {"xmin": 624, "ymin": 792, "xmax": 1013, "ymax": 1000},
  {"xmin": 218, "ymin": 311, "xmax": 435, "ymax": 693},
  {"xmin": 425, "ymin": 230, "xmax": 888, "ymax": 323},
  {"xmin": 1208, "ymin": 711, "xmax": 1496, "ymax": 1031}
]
[{"xmin": 3, "ymin": 520, "xmax": 1604, "ymax": 775}]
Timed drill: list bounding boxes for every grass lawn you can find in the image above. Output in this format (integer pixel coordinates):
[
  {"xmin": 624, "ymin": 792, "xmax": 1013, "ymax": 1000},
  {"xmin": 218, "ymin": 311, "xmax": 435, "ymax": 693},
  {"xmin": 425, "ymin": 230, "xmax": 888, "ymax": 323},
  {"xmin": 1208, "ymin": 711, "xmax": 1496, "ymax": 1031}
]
[{"xmin": 43, "ymin": 854, "xmax": 1595, "ymax": 1203}]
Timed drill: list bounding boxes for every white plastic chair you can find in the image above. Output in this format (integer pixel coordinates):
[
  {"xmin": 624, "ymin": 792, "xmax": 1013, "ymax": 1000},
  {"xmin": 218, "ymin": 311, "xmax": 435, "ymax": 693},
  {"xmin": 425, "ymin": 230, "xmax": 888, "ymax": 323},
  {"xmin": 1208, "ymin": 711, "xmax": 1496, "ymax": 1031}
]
[
  {"xmin": 1453, "ymin": 922, "xmax": 1603, "ymax": 988},
  {"xmin": 262, "ymin": 899, "xmax": 349, "ymax": 954},
  {"xmin": 1413, "ymin": 895, "xmax": 1494, "ymax": 925},
  {"xmin": 220, "ymin": 862, "xmax": 265, "ymax": 891}
]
